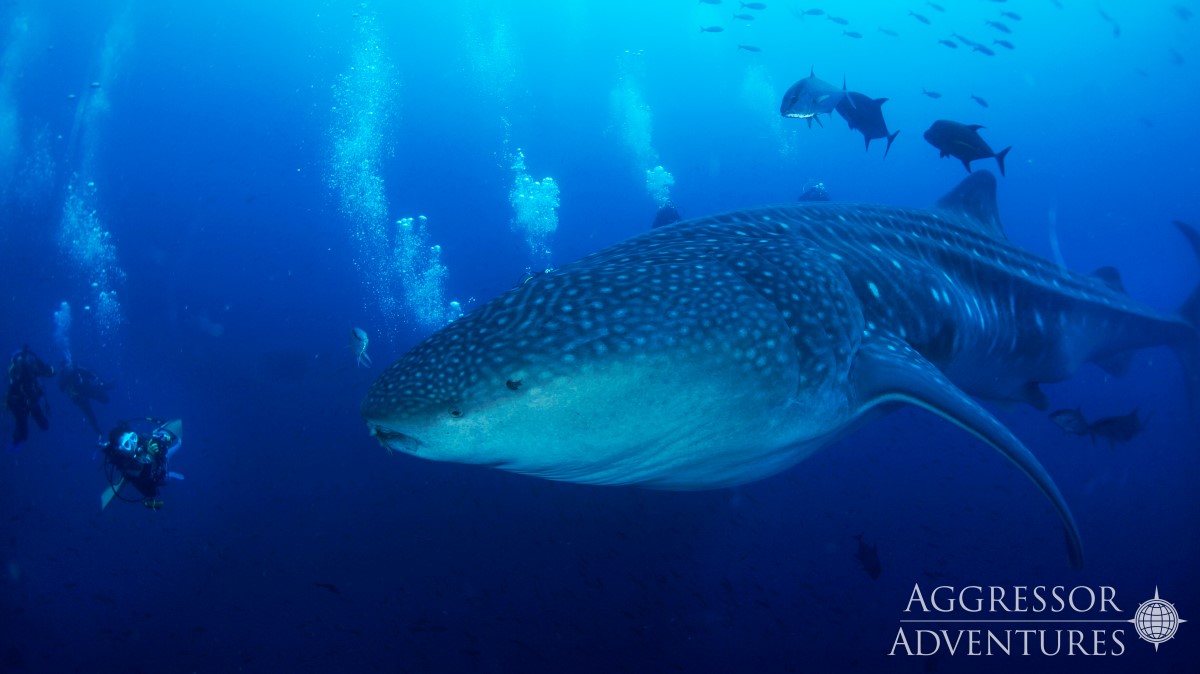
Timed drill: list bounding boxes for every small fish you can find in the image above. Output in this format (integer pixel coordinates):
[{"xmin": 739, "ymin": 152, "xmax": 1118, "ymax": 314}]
[
  {"xmin": 909, "ymin": 11, "xmax": 931, "ymax": 24},
  {"xmin": 854, "ymin": 534, "xmax": 882, "ymax": 580},
  {"xmin": 878, "ymin": 27, "xmax": 899, "ymax": 36},
  {"xmin": 973, "ymin": 44, "xmax": 996, "ymax": 56},
  {"xmin": 700, "ymin": 25, "xmax": 725, "ymax": 32},
  {"xmin": 732, "ymin": 13, "xmax": 755, "ymax": 20},
  {"xmin": 985, "ymin": 20, "xmax": 1011, "ymax": 34},
  {"xmin": 1098, "ymin": 8, "xmax": 1121, "ymax": 37},
  {"xmin": 953, "ymin": 32, "xmax": 978, "ymax": 46},
  {"xmin": 740, "ymin": 1, "xmax": 767, "ymax": 9},
  {"xmin": 937, "ymin": 39, "xmax": 958, "ymax": 48},
  {"xmin": 1173, "ymin": 5, "xmax": 1193, "ymax": 21},
  {"xmin": 698, "ymin": 0, "xmax": 722, "ymax": 4},
  {"xmin": 993, "ymin": 39, "xmax": 1015, "ymax": 49},
  {"xmin": 843, "ymin": 30, "xmax": 862, "ymax": 38},
  {"xmin": 926, "ymin": 1, "xmax": 945, "ymax": 11},
  {"xmin": 1169, "ymin": 48, "xmax": 1184, "ymax": 65},
  {"xmin": 800, "ymin": 8, "xmax": 825, "ymax": 16},
  {"xmin": 921, "ymin": 88, "xmax": 942, "ymax": 99},
  {"xmin": 827, "ymin": 15, "xmax": 849, "ymax": 25},
  {"xmin": 970, "ymin": 94, "xmax": 989, "ymax": 108},
  {"xmin": 737, "ymin": 44, "xmax": 762, "ymax": 51},
  {"xmin": 1050, "ymin": 408, "xmax": 1148, "ymax": 448},
  {"xmin": 314, "ymin": 582, "xmax": 342, "ymax": 595},
  {"xmin": 1088, "ymin": 410, "xmax": 1147, "ymax": 448},
  {"xmin": 1050, "ymin": 409, "xmax": 1091, "ymax": 435},
  {"xmin": 1000, "ymin": 11, "xmax": 1022, "ymax": 21},
  {"xmin": 350, "ymin": 327, "xmax": 372, "ymax": 367}
]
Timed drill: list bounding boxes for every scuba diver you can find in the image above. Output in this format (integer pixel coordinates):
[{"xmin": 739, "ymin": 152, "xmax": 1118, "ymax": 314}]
[
  {"xmin": 651, "ymin": 203, "xmax": 682, "ymax": 229},
  {"xmin": 100, "ymin": 418, "xmax": 185, "ymax": 511},
  {"xmin": 798, "ymin": 179, "xmax": 831, "ymax": 202},
  {"xmin": 5, "ymin": 346, "xmax": 56, "ymax": 448},
  {"xmin": 58, "ymin": 361, "xmax": 113, "ymax": 437}
]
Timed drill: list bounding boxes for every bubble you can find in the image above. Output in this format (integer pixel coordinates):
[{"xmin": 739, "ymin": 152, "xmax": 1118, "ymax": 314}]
[
  {"xmin": 610, "ymin": 56, "xmax": 677, "ymax": 209},
  {"xmin": 53, "ymin": 301, "xmax": 72, "ymax": 364},
  {"xmin": 645, "ymin": 166, "xmax": 675, "ymax": 209},
  {"xmin": 508, "ymin": 148, "xmax": 559, "ymax": 270},
  {"xmin": 58, "ymin": 179, "xmax": 125, "ymax": 344}
]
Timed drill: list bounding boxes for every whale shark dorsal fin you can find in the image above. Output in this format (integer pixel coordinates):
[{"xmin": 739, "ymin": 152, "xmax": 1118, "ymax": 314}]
[
  {"xmin": 935, "ymin": 171, "xmax": 1006, "ymax": 240},
  {"xmin": 849, "ymin": 337, "xmax": 1083, "ymax": 569}
]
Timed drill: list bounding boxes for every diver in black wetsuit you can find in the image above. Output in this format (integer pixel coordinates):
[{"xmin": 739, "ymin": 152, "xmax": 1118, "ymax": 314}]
[
  {"xmin": 59, "ymin": 361, "xmax": 113, "ymax": 437},
  {"xmin": 5, "ymin": 346, "xmax": 55, "ymax": 448},
  {"xmin": 101, "ymin": 418, "xmax": 183, "ymax": 510}
]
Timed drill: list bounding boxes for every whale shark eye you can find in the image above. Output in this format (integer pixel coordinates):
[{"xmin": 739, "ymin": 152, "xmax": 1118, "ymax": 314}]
[{"xmin": 449, "ymin": 409, "xmax": 463, "ymax": 418}]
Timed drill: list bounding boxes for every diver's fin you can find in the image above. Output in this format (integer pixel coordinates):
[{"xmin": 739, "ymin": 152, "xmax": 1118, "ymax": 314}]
[
  {"xmin": 100, "ymin": 477, "xmax": 125, "ymax": 511},
  {"xmin": 848, "ymin": 336, "xmax": 1083, "ymax": 569},
  {"xmin": 159, "ymin": 418, "xmax": 183, "ymax": 441}
]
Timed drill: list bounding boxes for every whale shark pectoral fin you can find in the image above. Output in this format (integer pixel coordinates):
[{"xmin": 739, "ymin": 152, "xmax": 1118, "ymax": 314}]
[{"xmin": 849, "ymin": 337, "xmax": 1084, "ymax": 570}]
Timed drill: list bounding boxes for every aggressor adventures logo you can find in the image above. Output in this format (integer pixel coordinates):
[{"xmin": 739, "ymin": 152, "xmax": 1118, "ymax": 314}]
[{"xmin": 889, "ymin": 584, "xmax": 1186, "ymax": 657}]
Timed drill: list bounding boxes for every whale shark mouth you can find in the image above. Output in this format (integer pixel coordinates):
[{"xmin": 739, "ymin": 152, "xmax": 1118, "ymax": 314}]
[{"xmin": 368, "ymin": 424, "xmax": 423, "ymax": 453}]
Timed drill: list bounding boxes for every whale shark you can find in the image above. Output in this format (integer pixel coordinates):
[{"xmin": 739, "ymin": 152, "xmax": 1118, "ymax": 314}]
[{"xmin": 363, "ymin": 172, "xmax": 1200, "ymax": 569}]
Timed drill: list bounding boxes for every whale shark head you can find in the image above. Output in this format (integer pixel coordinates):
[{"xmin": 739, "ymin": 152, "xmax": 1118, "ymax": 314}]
[{"xmin": 362, "ymin": 224, "xmax": 859, "ymax": 488}]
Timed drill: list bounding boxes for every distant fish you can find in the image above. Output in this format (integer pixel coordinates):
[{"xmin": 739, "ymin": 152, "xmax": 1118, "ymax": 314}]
[
  {"xmin": 1050, "ymin": 408, "xmax": 1148, "ymax": 448},
  {"xmin": 970, "ymin": 94, "xmax": 989, "ymax": 107},
  {"xmin": 314, "ymin": 582, "xmax": 341, "ymax": 595},
  {"xmin": 878, "ymin": 27, "xmax": 900, "ymax": 36},
  {"xmin": 854, "ymin": 534, "xmax": 882, "ymax": 580},
  {"xmin": 985, "ymin": 20, "xmax": 1011, "ymax": 34},
  {"xmin": 733, "ymin": 13, "xmax": 755, "ymax": 20},
  {"xmin": 1088, "ymin": 410, "xmax": 1147, "ymax": 448},
  {"xmin": 923, "ymin": 120, "xmax": 1011, "ymax": 175},
  {"xmin": 737, "ymin": 44, "xmax": 762, "ymax": 51},
  {"xmin": 700, "ymin": 25, "xmax": 725, "ymax": 32},
  {"xmin": 843, "ymin": 30, "xmax": 862, "ymax": 38},
  {"xmin": 1051, "ymin": 0, "xmax": 1063, "ymax": 7},
  {"xmin": 953, "ymin": 32, "xmax": 978, "ymax": 47},
  {"xmin": 827, "ymin": 15, "xmax": 849, "ymax": 25},
  {"xmin": 926, "ymin": 1, "xmax": 946, "ymax": 12},
  {"xmin": 1173, "ymin": 5, "xmax": 1193, "ymax": 21},
  {"xmin": 1049, "ymin": 409, "xmax": 1091, "ymax": 436},
  {"xmin": 350, "ymin": 327, "xmax": 372, "ymax": 368},
  {"xmin": 1098, "ymin": 8, "xmax": 1121, "ymax": 37},
  {"xmin": 1169, "ymin": 48, "xmax": 1184, "ymax": 65},
  {"xmin": 937, "ymin": 39, "xmax": 958, "ymax": 48},
  {"xmin": 921, "ymin": 88, "xmax": 942, "ymax": 99},
  {"xmin": 909, "ymin": 10, "xmax": 931, "ymax": 24},
  {"xmin": 698, "ymin": 0, "xmax": 722, "ymax": 4},
  {"xmin": 993, "ymin": 39, "xmax": 1015, "ymax": 50},
  {"xmin": 799, "ymin": 8, "xmax": 825, "ymax": 17},
  {"xmin": 973, "ymin": 44, "xmax": 996, "ymax": 56},
  {"xmin": 740, "ymin": 1, "xmax": 767, "ymax": 9},
  {"xmin": 89, "ymin": 81, "xmax": 101, "ymax": 89},
  {"xmin": 1137, "ymin": 117, "xmax": 1154, "ymax": 128},
  {"xmin": 1000, "ymin": 11, "xmax": 1022, "ymax": 21}
]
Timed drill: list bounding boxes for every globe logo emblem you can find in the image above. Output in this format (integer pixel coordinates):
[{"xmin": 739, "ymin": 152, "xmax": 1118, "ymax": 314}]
[{"xmin": 1129, "ymin": 588, "xmax": 1187, "ymax": 651}]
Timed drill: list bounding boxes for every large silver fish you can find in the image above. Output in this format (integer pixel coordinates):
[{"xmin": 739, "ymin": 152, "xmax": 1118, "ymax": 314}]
[{"xmin": 363, "ymin": 172, "xmax": 1200, "ymax": 568}]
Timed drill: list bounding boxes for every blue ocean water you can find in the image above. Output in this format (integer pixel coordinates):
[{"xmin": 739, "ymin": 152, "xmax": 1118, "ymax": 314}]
[{"xmin": 1, "ymin": 0, "xmax": 1197, "ymax": 671}]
